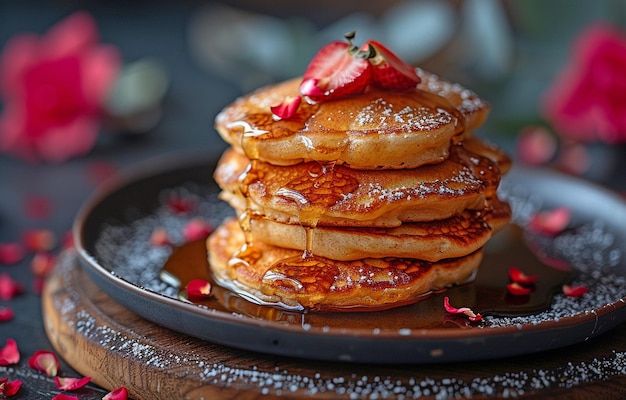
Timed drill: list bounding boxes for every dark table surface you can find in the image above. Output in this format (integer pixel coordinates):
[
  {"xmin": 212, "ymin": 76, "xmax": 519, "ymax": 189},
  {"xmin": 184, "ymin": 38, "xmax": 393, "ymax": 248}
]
[{"xmin": 1, "ymin": 1, "xmax": 626, "ymax": 399}]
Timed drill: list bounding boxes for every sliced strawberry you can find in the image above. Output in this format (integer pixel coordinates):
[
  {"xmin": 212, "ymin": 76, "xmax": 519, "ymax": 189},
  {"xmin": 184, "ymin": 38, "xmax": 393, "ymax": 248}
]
[
  {"xmin": 364, "ymin": 40, "xmax": 420, "ymax": 91},
  {"xmin": 299, "ymin": 40, "xmax": 371, "ymax": 101}
]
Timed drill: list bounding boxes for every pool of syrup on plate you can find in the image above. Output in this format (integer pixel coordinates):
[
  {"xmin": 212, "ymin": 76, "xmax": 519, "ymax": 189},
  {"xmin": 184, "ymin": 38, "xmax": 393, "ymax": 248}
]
[{"xmin": 159, "ymin": 224, "xmax": 575, "ymax": 330}]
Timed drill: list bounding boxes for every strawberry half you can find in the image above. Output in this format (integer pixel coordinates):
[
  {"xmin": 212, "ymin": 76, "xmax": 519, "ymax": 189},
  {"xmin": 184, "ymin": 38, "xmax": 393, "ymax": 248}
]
[
  {"xmin": 364, "ymin": 40, "xmax": 420, "ymax": 91},
  {"xmin": 299, "ymin": 38, "xmax": 371, "ymax": 101}
]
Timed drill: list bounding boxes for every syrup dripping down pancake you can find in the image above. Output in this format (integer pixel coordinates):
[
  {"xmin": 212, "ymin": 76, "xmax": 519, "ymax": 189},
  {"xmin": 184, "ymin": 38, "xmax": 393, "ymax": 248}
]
[
  {"xmin": 207, "ymin": 218, "xmax": 483, "ymax": 311},
  {"xmin": 214, "ymin": 142, "xmax": 503, "ymax": 227},
  {"xmin": 245, "ymin": 210, "xmax": 492, "ymax": 262},
  {"xmin": 215, "ymin": 70, "xmax": 490, "ymax": 169}
]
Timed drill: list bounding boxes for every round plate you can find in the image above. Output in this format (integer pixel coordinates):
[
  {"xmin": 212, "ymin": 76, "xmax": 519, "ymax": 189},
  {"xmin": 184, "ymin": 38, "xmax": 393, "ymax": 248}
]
[{"xmin": 74, "ymin": 152, "xmax": 626, "ymax": 364}]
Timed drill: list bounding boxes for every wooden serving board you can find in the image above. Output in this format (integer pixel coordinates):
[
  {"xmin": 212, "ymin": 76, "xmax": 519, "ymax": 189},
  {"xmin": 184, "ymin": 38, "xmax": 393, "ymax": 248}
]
[{"xmin": 42, "ymin": 251, "xmax": 626, "ymax": 400}]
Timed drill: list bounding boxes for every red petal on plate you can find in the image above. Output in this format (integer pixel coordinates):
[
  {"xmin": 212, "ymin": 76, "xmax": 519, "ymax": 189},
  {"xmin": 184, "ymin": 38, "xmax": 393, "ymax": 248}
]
[
  {"xmin": 0, "ymin": 274, "xmax": 24, "ymax": 301},
  {"xmin": 149, "ymin": 228, "xmax": 171, "ymax": 247},
  {"xmin": 165, "ymin": 194, "xmax": 196, "ymax": 214},
  {"xmin": 186, "ymin": 279, "xmax": 212, "ymax": 300},
  {"xmin": 0, "ymin": 306, "xmax": 15, "ymax": 322},
  {"xmin": 563, "ymin": 284, "xmax": 588, "ymax": 297},
  {"xmin": 508, "ymin": 266, "xmax": 538, "ymax": 285},
  {"xmin": 182, "ymin": 218, "xmax": 213, "ymax": 242},
  {"xmin": 270, "ymin": 96, "xmax": 302, "ymax": 120},
  {"xmin": 0, "ymin": 338, "xmax": 20, "ymax": 366},
  {"xmin": 28, "ymin": 350, "xmax": 60, "ymax": 377},
  {"xmin": 0, "ymin": 243, "xmax": 25, "ymax": 265},
  {"xmin": 103, "ymin": 387, "xmax": 129, "ymax": 400},
  {"xmin": 443, "ymin": 296, "xmax": 482, "ymax": 322},
  {"xmin": 22, "ymin": 228, "xmax": 57, "ymax": 252},
  {"xmin": 54, "ymin": 376, "xmax": 91, "ymax": 391},
  {"xmin": 507, "ymin": 282, "xmax": 532, "ymax": 296},
  {"xmin": 527, "ymin": 206, "xmax": 571, "ymax": 236}
]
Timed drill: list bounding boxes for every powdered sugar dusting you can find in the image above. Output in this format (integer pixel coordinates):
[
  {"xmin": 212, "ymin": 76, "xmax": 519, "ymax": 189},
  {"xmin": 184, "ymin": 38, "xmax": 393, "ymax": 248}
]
[
  {"xmin": 93, "ymin": 183, "xmax": 232, "ymax": 297},
  {"xmin": 489, "ymin": 173, "xmax": 626, "ymax": 327},
  {"xmin": 417, "ymin": 68, "xmax": 487, "ymax": 116},
  {"xmin": 354, "ymin": 98, "xmax": 453, "ymax": 132}
]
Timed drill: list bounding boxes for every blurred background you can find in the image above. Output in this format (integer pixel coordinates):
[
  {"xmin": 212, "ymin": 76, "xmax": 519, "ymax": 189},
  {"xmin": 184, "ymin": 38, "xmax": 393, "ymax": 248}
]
[
  {"xmin": 1, "ymin": 1, "xmax": 626, "ymax": 396},
  {"xmin": 2, "ymin": 0, "xmax": 626, "ymax": 174}
]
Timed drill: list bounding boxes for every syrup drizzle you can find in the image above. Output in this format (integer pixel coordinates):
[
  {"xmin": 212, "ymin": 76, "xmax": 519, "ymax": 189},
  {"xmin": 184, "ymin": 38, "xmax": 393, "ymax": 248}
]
[
  {"xmin": 263, "ymin": 161, "xmax": 342, "ymax": 293},
  {"xmin": 162, "ymin": 225, "xmax": 575, "ymax": 324},
  {"xmin": 227, "ymin": 122, "xmax": 264, "ymax": 280}
]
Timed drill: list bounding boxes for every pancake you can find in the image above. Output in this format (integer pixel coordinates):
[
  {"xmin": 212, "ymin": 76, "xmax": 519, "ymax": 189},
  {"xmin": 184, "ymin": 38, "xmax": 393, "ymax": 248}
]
[
  {"xmin": 215, "ymin": 69, "xmax": 490, "ymax": 169},
  {"xmin": 246, "ymin": 210, "xmax": 492, "ymax": 262},
  {"xmin": 461, "ymin": 136, "xmax": 511, "ymax": 174},
  {"xmin": 483, "ymin": 197, "xmax": 512, "ymax": 233},
  {"xmin": 207, "ymin": 218, "xmax": 483, "ymax": 311},
  {"xmin": 214, "ymin": 142, "xmax": 501, "ymax": 227}
]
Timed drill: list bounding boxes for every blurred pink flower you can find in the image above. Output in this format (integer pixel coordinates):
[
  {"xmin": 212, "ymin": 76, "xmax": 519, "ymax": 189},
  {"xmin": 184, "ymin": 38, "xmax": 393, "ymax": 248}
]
[
  {"xmin": 543, "ymin": 24, "xmax": 626, "ymax": 144},
  {"xmin": 0, "ymin": 12, "xmax": 120, "ymax": 162}
]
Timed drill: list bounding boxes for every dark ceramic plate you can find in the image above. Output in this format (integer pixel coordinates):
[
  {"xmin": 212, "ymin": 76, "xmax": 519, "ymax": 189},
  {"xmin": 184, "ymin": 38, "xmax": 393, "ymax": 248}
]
[{"xmin": 74, "ymin": 152, "xmax": 626, "ymax": 364}]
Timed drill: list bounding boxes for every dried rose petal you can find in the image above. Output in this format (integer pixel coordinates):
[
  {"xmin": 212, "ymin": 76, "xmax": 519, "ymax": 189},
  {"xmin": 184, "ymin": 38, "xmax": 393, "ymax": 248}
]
[
  {"xmin": 149, "ymin": 228, "xmax": 171, "ymax": 247},
  {"xmin": 527, "ymin": 206, "xmax": 571, "ymax": 236},
  {"xmin": 52, "ymin": 394, "xmax": 79, "ymax": 400},
  {"xmin": 271, "ymin": 96, "xmax": 302, "ymax": 120},
  {"xmin": 563, "ymin": 284, "xmax": 589, "ymax": 297},
  {"xmin": 182, "ymin": 218, "xmax": 213, "ymax": 242},
  {"xmin": 103, "ymin": 386, "xmax": 129, "ymax": 400},
  {"xmin": 0, "ymin": 274, "xmax": 24, "ymax": 301},
  {"xmin": 24, "ymin": 195, "xmax": 53, "ymax": 220},
  {"xmin": 0, "ymin": 339, "xmax": 20, "ymax": 365},
  {"xmin": 22, "ymin": 228, "xmax": 57, "ymax": 252},
  {"xmin": 28, "ymin": 350, "xmax": 60, "ymax": 376},
  {"xmin": 443, "ymin": 297, "xmax": 482, "ymax": 322},
  {"xmin": 515, "ymin": 125, "xmax": 558, "ymax": 166},
  {"xmin": 165, "ymin": 194, "xmax": 196, "ymax": 214},
  {"xmin": 0, "ymin": 243, "xmax": 25, "ymax": 264},
  {"xmin": 508, "ymin": 266, "xmax": 538, "ymax": 285},
  {"xmin": 0, "ymin": 306, "xmax": 14, "ymax": 322},
  {"xmin": 507, "ymin": 282, "xmax": 532, "ymax": 296},
  {"xmin": 54, "ymin": 376, "xmax": 91, "ymax": 391},
  {"xmin": 186, "ymin": 279, "xmax": 212, "ymax": 300},
  {"xmin": 30, "ymin": 252, "xmax": 57, "ymax": 277},
  {"xmin": 0, "ymin": 378, "xmax": 22, "ymax": 396}
]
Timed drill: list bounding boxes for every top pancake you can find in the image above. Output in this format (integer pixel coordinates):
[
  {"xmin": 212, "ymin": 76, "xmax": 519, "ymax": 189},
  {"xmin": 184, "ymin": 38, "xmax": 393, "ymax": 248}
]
[{"xmin": 215, "ymin": 70, "xmax": 490, "ymax": 169}]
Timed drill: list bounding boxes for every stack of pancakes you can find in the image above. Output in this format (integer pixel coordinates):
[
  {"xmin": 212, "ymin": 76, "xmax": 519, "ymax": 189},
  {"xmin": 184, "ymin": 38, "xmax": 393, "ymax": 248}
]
[{"xmin": 208, "ymin": 69, "xmax": 511, "ymax": 312}]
